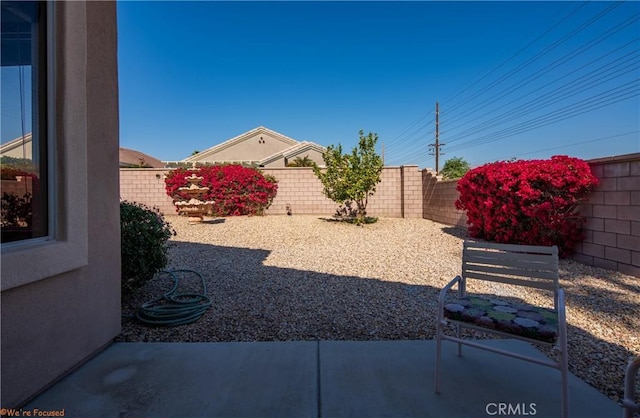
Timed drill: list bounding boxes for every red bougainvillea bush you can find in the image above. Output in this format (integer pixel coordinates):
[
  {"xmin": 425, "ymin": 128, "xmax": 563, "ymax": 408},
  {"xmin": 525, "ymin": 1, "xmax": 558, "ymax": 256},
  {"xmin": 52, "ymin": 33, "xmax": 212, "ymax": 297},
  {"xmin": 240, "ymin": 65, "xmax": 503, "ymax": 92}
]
[
  {"xmin": 165, "ymin": 164, "xmax": 278, "ymax": 216},
  {"xmin": 455, "ymin": 155, "xmax": 598, "ymax": 256},
  {"xmin": 1, "ymin": 166, "xmax": 40, "ymax": 228}
]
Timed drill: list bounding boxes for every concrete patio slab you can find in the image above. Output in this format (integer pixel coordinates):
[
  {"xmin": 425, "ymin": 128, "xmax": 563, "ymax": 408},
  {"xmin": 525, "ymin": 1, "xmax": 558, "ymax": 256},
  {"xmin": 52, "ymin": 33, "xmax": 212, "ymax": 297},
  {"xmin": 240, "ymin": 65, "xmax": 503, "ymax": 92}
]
[
  {"xmin": 320, "ymin": 339, "xmax": 619, "ymax": 418},
  {"xmin": 23, "ymin": 342, "xmax": 318, "ymax": 418},
  {"xmin": 22, "ymin": 339, "xmax": 620, "ymax": 418}
]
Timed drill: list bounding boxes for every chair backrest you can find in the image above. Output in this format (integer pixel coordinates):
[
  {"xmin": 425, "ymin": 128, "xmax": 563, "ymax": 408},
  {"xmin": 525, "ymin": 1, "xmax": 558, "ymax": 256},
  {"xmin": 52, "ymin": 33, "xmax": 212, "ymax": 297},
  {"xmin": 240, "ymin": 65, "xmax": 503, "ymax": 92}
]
[{"xmin": 462, "ymin": 240, "xmax": 559, "ymax": 291}]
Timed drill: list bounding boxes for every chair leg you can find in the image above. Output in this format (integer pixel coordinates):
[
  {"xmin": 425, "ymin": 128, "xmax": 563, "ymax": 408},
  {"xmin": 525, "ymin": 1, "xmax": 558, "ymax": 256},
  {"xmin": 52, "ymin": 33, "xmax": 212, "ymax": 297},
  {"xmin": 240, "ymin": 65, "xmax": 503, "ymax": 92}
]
[
  {"xmin": 559, "ymin": 332, "xmax": 569, "ymax": 418},
  {"xmin": 456, "ymin": 324, "xmax": 462, "ymax": 357},
  {"xmin": 434, "ymin": 321, "xmax": 442, "ymax": 394}
]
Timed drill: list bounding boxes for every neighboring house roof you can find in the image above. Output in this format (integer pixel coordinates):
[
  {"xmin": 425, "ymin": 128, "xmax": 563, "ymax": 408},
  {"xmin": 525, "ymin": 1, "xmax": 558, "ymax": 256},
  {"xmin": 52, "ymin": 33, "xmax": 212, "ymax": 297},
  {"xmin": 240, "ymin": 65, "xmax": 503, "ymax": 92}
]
[
  {"xmin": 182, "ymin": 126, "xmax": 299, "ymax": 163},
  {"xmin": 0, "ymin": 133, "xmax": 33, "ymax": 159},
  {"xmin": 119, "ymin": 148, "xmax": 165, "ymax": 168},
  {"xmin": 181, "ymin": 126, "xmax": 326, "ymax": 166},
  {"xmin": 4, "ymin": 138, "xmax": 165, "ymax": 169},
  {"xmin": 283, "ymin": 141, "xmax": 327, "ymax": 159},
  {"xmin": 260, "ymin": 141, "xmax": 327, "ymax": 166}
]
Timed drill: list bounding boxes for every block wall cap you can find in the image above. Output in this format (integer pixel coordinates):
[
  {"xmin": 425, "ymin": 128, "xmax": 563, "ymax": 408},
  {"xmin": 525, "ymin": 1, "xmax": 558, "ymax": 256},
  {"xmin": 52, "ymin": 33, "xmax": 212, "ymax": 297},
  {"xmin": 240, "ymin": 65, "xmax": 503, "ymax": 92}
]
[{"xmin": 588, "ymin": 153, "xmax": 640, "ymax": 165}]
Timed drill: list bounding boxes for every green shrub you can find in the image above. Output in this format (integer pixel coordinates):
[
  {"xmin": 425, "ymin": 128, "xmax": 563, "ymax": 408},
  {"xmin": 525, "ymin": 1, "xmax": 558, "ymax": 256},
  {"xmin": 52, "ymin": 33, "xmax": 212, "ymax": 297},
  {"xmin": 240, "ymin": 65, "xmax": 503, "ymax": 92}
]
[
  {"xmin": 313, "ymin": 130, "xmax": 384, "ymax": 225},
  {"xmin": 440, "ymin": 157, "xmax": 470, "ymax": 179},
  {"xmin": 120, "ymin": 201, "xmax": 175, "ymax": 297},
  {"xmin": 333, "ymin": 201, "xmax": 378, "ymax": 224}
]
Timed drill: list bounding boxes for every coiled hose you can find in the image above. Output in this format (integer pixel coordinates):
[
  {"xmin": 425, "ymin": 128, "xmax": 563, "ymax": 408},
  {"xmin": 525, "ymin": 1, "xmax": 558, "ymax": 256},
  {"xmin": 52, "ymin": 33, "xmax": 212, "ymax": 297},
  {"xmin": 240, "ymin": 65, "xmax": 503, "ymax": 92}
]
[{"xmin": 134, "ymin": 269, "xmax": 212, "ymax": 326}]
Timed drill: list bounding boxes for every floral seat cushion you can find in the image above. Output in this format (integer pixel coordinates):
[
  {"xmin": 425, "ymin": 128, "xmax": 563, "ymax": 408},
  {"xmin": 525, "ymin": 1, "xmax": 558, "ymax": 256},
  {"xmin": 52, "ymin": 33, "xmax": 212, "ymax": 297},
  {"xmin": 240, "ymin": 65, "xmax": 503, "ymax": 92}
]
[{"xmin": 443, "ymin": 295, "xmax": 558, "ymax": 343}]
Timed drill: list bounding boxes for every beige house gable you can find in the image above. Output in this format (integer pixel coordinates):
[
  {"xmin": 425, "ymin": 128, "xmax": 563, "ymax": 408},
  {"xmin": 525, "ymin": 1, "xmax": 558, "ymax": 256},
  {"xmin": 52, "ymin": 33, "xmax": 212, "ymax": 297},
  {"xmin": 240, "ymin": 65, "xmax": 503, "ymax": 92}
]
[
  {"xmin": 181, "ymin": 126, "xmax": 326, "ymax": 167},
  {"xmin": 261, "ymin": 141, "xmax": 326, "ymax": 168},
  {"xmin": 182, "ymin": 126, "xmax": 298, "ymax": 164},
  {"xmin": 1, "ymin": 133, "xmax": 33, "ymax": 159}
]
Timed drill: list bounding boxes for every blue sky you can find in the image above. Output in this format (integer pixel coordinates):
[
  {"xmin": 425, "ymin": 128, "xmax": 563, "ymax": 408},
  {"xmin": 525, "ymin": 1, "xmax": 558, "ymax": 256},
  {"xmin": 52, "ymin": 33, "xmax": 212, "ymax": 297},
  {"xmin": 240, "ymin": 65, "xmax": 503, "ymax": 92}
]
[{"xmin": 114, "ymin": 0, "xmax": 639, "ymax": 168}]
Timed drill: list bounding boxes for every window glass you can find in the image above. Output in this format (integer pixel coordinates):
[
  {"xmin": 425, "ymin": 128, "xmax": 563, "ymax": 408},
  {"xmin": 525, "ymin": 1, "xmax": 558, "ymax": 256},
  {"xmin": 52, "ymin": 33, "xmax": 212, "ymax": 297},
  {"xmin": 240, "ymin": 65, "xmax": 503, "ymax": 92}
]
[{"xmin": 1, "ymin": 1, "xmax": 48, "ymax": 243}]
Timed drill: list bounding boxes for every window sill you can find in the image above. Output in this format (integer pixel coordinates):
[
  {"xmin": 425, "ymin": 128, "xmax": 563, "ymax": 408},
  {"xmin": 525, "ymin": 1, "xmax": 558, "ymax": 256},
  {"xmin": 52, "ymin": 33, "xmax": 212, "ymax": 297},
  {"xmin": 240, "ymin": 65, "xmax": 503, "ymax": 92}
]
[{"xmin": 1, "ymin": 237, "xmax": 88, "ymax": 291}]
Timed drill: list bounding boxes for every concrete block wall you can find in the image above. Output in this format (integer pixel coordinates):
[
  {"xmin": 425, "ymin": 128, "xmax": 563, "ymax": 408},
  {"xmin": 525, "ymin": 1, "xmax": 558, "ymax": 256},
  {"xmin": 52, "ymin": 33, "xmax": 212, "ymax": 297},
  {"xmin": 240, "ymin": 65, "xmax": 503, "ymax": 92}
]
[
  {"xmin": 572, "ymin": 153, "xmax": 640, "ymax": 277},
  {"xmin": 262, "ymin": 166, "xmax": 418, "ymax": 218},
  {"xmin": 120, "ymin": 168, "xmax": 175, "ymax": 215},
  {"xmin": 421, "ymin": 170, "xmax": 467, "ymax": 228},
  {"xmin": 370, "ymin": 167, "xmax": 403, "ymax": 217},
  {"xmin": 119, "ymin": 166, "xmax": 414, "ymax": 218},
  {"xmin": 119, "ymin": 153, "xmax": 639, "ymax": 277},
  {"xmin": 262, "ymin": 166, "xmax": 410, "ymax": 217},
  {"xmin": 260, "ymin": 167, "xmax": 336, "ymax": 216},
  {"xmin": 401, "ymin": 165, "xmax": 424, "ymax": 218},
  {"xmin": 1, "ymin": 178, "xmax": 33, "ymax": 197}
]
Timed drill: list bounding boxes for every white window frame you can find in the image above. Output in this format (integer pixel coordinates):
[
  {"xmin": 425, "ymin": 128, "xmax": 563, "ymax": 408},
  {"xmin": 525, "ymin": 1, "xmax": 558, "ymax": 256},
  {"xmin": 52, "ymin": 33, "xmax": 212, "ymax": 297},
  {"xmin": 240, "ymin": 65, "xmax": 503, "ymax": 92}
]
[{"xmin": 1, "ymin": 2, "xmax": 89, "ymax": 291}]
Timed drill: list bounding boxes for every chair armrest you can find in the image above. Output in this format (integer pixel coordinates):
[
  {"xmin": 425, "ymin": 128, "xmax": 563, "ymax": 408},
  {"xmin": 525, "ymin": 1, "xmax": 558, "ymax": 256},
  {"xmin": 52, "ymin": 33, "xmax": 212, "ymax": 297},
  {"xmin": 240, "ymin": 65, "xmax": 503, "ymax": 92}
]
[
  {"xmin": 555, "ymin": 288, "xmax": 568, "ymax": 354},
  {"xmin": 623, "ymin": 357, "xmax": 640, "ymax": 417},
  {"xmin": 557, "ymin": 287, "xmax": 566, "ymax": 322},
  {"xmin": 438, "ymin": 275, "xmax": 463, "ymax": 312}
]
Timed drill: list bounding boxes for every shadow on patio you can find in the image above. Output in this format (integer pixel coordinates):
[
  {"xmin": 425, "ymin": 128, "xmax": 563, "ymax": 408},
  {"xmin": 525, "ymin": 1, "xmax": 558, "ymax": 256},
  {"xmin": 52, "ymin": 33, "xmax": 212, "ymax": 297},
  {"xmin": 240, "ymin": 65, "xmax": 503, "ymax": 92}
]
[{"xmin": 23, "ymin": 241, "xmax": 625, "ymax": 417}]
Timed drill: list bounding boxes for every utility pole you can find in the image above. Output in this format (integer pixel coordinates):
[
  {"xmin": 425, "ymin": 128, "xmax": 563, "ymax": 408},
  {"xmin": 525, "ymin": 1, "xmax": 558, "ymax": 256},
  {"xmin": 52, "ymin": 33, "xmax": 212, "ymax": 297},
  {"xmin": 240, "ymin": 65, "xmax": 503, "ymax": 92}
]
[
  {"xmin": 435, "ymin": 102, "xmax": 440, "ymax": 174},
  {"xmin": 428, "ymin": 102, "xmax": 445, "ymax": 174},
  {"xmin": 381, "ymin": 141, "xmax": 385, "ymax": 165}
]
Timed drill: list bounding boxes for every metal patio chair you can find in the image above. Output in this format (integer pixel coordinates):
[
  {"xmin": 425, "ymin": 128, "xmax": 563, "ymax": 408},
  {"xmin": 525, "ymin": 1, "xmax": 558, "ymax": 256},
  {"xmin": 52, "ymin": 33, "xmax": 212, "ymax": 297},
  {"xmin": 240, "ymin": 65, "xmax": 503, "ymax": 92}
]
[
  {"xmin": 434, "ymin": 240, "xmax": 568, "ymax": 418},
  {"xmin": 623, "ymin": 356, "xmax": 640, "ymax": 418}
]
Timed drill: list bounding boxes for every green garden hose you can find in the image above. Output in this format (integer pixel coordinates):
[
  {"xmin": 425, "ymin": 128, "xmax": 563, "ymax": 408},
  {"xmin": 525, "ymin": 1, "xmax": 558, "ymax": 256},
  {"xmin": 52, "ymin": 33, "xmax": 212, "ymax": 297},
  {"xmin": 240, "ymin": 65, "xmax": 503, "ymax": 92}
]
[{"xmin": 135, "ymin": 269, "xmax": 212, "ymax": 326}]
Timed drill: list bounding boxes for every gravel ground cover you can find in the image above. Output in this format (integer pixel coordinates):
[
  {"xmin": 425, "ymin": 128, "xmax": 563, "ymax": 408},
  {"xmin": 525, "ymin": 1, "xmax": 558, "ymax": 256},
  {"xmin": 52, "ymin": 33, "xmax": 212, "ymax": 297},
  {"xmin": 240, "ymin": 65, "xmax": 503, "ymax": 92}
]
[{"xmin": 118, "ymin": 215, "xmax": 640, "ymax": 404}]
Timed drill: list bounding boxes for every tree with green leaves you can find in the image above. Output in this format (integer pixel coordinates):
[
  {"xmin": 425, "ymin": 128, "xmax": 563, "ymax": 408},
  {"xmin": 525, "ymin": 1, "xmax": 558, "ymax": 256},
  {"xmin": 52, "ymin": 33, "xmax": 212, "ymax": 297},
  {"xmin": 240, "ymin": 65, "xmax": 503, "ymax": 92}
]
[
  {"xmin": 440, "ymin": 156, "xmax": 471, "ymax": 179},
  {"xmin": 287, "ymin": 155, "xmax": 316, "ymax": 167},
  {"xmin": 313, "ymin": 130, "xmax": 384, "ymax": 224}
]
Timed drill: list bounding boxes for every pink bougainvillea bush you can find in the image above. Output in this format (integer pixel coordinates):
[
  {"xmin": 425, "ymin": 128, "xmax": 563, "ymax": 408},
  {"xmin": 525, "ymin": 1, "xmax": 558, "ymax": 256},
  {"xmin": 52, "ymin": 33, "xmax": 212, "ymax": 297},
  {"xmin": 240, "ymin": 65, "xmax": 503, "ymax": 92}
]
[
  {"xmin": 455, "ymin": 155, "xmax": 598, "ymax": 256},
  {"xmin": 165, "ymin": 164, "xmax": 278, "ymax": 216}
]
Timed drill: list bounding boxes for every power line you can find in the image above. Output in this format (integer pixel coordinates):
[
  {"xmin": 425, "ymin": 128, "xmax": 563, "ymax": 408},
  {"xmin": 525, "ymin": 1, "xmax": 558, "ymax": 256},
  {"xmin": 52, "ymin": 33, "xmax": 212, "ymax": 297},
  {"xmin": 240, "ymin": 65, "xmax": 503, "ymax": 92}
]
[
  {"xmin": 441, "ymin": 39, "xmax": 638, "ymax": 140},
  {"xmin": 443, "ymin": 11, "xmax": 639, "ymax": 138},
  {"xmin": 441, "ymin": 1, "xmax": 624, "ymax": 124},
  {"xmin": 469, "ymin": 131, "xmax": 640, "ymax": 166},
  {"xmin": 383, "ymin": 1, "xmax": 591, "ymax": 164},
  {"xmin": 439, "ymin": 1, "xmax": 591, "ymax": 117},
  {"xmin": 514, "ymin": 131, "xmax": 640, "ymax": 157},
  {"xmin": 385, "ymin": 1, "xmax": 637, "ymax": 166},
  {"xmin": 383, "ymin": 118, "xmax": 434, "ymax": 162},
  {"xmin": 388, "ymin": 111, "xmax": 433, "ymax": 146},
  {"xmin": 442, "ymin": 48, "xmax": 639, "ymax": 143},
  {"xmin": 445, "ymin": 81, "xmax": 639, "ymax": 153},
  {"xmin": 447, "ymin": 88, "xmax": 639, "ymax": 153}
]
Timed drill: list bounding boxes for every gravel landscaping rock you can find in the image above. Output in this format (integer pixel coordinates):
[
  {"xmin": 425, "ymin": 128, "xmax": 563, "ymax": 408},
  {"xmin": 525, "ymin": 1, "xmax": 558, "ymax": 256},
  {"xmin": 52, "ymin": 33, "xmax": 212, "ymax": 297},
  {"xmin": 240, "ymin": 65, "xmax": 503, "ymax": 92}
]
[{"xmin": 118, "ymin": 215, "xmax": 640, "ymax": 405}]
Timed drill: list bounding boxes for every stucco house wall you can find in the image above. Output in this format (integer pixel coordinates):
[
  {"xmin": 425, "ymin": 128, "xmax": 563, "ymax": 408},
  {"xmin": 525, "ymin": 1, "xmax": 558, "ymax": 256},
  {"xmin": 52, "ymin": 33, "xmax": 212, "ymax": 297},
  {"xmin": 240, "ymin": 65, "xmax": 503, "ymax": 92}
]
[
  {"xmin": 1, "ymin": 1, "xmax": 121, "ymax": 407},
  {"xmin": 182, "ymin": 126, "xmax": 297, "ymax": 164},
  {"xmin": 264, "ymin": 146, "xmax": 326, "ymax": 168},
  {"xmin": 290, "ymin": 149, "xmax": 325, "ymax": 167},
  {"xmin": 190, "ymin": 131, "xmax": 294, "ymax": 163}
]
